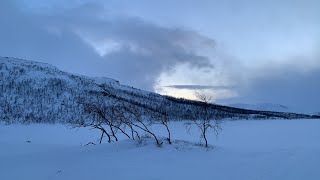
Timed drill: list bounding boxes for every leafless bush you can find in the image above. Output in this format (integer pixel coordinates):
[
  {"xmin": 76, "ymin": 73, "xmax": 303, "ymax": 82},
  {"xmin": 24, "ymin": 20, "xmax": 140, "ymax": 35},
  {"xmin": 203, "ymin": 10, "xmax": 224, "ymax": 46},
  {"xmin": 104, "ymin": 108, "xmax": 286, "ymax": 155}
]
[{"xmin": 76, "ymin": 100, "xmax": 131, "ymax": 144}]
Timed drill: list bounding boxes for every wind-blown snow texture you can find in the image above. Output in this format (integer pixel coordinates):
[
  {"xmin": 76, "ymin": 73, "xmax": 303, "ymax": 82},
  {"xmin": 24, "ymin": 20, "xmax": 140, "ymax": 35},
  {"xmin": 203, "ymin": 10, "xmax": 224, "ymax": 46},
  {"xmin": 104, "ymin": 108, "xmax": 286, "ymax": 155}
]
[
  {"xmin": 1, "ymin": 56, "xmax": 318, "ymax": 124},
  {"xmin": 1, "ymin": 119, "xmax": 320, "ymax": 180}
]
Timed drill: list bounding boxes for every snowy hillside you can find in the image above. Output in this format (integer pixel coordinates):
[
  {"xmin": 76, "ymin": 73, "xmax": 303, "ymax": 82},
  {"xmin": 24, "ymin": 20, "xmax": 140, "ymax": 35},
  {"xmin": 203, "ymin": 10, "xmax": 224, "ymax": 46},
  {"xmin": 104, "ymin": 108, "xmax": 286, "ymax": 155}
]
[
  {"xmin": 0, "ymin": 56, "xmax": 164, "ymax": 123},
  {"xmin": 0, "ymin": 56, "xmax": 318, "ymax": 124},
  {"xmin": 1, "ymin": 119, "xmax": 320, "ymax": 180}
]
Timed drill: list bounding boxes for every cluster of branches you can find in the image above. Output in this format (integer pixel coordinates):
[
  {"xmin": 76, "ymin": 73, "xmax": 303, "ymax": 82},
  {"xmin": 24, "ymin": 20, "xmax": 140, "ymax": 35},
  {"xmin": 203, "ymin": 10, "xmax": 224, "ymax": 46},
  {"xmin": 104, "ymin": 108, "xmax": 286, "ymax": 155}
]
[
  {"xmin": 76, "ymin": 99, "xmax": 168, "ymax": 146},
  {"xmin": 77, "ymin": 91, "xmax": 222, "ymax": 147}
]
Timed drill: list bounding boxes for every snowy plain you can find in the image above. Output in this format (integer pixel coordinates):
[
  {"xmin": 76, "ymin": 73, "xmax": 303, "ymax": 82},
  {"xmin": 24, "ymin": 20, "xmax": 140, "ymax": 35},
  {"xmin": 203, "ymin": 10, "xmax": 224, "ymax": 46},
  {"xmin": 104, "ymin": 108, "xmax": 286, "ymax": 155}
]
[{"xmin": 1, "ymin": 119, "xmax": 320, "ymax": 180}]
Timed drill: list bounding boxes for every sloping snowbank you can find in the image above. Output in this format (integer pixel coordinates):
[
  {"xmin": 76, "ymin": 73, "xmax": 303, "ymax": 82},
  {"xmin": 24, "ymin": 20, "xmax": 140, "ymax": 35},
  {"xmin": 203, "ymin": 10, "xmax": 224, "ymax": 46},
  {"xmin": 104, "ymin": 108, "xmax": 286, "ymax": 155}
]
[{"xmin": 1, "ymin": 119, "xmax": 320, "ymax": 180}]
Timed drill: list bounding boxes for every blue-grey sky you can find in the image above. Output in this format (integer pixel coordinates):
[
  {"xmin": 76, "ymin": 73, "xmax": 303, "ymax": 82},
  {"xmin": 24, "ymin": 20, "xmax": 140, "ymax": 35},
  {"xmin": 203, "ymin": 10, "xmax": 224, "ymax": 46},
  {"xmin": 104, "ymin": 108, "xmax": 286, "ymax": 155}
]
[{"xmin": 1, "ymin": 0, "xmax": 320, "ymax": 112}]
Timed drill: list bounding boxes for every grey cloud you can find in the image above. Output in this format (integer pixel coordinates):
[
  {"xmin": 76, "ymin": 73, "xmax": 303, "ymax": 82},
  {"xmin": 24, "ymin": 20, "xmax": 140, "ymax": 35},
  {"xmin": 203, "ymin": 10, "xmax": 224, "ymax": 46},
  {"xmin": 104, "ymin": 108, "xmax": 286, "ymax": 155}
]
[
  {"xmin": 0, "ymin": 0, "xmax": 216, "ymax": 91},
  {"xmin": 0, "ymin": 1, "xmax": 100, "ymax": 75},
  {"xmin": 164, "ymin": 85, "xmax": 232, "ymax": 90},
  {"xmin": 221, "ymin": 62, "xmax": 320, "ymax": 113}
]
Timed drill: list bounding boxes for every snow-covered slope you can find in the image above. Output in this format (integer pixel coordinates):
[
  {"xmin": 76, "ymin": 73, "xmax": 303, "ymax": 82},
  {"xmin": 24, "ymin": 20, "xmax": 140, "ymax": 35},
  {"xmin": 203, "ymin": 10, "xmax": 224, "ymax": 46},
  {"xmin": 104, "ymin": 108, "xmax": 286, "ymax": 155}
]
[
  {"xmin": 0, "ymin": 57, "xmax": 317, "ymax": 123},
  {"xmin": 0, "ymin": 57, "xmax": 164, "ymax": 123}
]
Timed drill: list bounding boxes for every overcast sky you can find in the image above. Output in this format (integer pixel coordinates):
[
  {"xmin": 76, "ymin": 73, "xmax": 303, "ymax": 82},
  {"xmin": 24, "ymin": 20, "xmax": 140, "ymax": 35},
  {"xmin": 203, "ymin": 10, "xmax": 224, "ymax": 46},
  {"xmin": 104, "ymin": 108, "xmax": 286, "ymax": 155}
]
[{"xmin": 1, "ymin": 0, "xmax": 320, "ymax": 112}]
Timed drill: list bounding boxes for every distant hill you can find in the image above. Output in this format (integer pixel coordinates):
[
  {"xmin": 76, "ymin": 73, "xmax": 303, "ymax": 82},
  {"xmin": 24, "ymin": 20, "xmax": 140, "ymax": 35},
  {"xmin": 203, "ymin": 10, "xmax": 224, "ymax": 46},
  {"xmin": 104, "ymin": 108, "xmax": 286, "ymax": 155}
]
[
  {"xmin": 0, "ymin": 57, "xmax": 318, "ymax": 124},
  {"xmin": 228, "ymin": 103, "xmax": 290, "ymax": 112}
]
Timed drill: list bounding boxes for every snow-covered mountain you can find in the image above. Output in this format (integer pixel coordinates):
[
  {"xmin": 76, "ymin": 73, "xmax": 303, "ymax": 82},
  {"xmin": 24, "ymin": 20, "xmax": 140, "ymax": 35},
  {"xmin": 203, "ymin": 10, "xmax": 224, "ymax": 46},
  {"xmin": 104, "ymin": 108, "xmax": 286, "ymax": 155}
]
[
  {"xmin": 0, "ymin": 57, "xmax": 165, "ymax": 123},
  {"xmin": 0, "ymin": 57, "xmax": 317, "ymax": 124}
]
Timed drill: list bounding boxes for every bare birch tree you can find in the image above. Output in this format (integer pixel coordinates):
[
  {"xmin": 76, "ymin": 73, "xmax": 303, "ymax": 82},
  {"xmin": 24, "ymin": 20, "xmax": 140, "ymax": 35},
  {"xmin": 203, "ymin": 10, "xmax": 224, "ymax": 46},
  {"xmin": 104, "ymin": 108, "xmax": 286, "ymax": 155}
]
[{"xmin": 187, "ymin": 91, "xmax": 222, "ymax": 147}]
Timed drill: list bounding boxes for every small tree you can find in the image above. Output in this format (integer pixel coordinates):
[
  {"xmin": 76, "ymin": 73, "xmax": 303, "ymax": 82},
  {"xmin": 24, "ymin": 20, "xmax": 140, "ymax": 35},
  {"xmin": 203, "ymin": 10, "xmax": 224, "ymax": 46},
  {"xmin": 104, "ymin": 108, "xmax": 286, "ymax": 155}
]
[
  {"xmin": 79, "ymin": 86, "xmax": 163, "ymax": 146},
  {"xmin": 152, "ymin": 103, "xmax": 172, "ymax": 144},
  {"xmin": 123, "ymin": 105, "xmax": 163, "ymax": 146},
  {"xmin": 112, "ymin": 105, "xmax": 141, "ymax": 140},
  {"xmin": 78, "ymin": 101, "xmax": 131, "ymax": 144},
  {"xmin": 187, "ymin": 91, "xmax": 222, "ymax": 147}
]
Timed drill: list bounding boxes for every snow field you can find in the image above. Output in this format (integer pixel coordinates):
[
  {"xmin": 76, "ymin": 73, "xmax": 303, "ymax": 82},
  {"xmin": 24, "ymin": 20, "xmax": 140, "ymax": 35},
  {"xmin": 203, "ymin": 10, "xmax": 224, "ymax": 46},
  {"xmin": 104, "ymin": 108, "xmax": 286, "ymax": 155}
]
[{"xmin": 1, "ymin": 119, "xmax": 320, "ymax": 180}]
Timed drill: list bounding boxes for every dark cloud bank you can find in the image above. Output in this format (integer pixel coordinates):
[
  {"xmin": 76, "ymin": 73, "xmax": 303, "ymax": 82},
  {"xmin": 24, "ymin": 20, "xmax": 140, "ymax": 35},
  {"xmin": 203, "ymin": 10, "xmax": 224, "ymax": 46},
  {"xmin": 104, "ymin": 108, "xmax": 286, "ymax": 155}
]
[{"xmin": 0, "ymin": 0, "xmax": 215, "ymax": 90}]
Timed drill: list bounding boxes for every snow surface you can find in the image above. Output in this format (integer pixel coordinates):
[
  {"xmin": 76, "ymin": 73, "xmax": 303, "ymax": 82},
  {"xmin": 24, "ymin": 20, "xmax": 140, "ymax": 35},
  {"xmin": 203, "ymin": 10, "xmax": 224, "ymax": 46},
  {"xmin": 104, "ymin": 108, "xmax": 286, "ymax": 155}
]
[{"xmin": 1, "ymin": 119, "xmax": 320, "ymax": 180}]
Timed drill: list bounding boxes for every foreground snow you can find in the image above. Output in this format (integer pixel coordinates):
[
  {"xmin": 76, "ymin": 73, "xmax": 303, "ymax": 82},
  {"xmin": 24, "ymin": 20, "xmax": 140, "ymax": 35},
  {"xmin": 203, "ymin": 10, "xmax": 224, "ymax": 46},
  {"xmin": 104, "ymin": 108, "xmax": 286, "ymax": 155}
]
[{"xmin": 1, "ymin": 119, "xmax": 320, "ymax": 180}]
